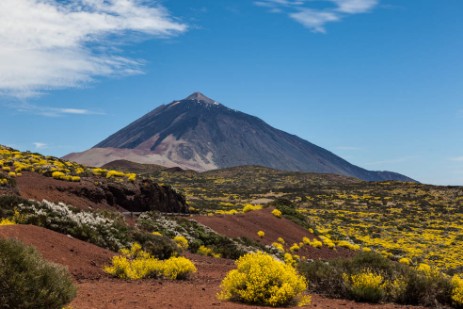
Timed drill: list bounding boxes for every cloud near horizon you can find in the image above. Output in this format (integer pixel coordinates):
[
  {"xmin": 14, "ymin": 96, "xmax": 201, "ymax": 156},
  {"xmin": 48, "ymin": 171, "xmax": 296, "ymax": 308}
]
[
  {"xmin": 33, "ymin": 142, "xmax": 48, "ymax": 150},
  {"xmin": 0, "ymin": 0, "xmax": 187, "ymax": 98},
  {"xmin": 11, "ymin": 102, "xmax": 105, "ymax": 117},
  {"xmin": 255, "ymin": 0, "xmax": 379, "ymax": 32}
]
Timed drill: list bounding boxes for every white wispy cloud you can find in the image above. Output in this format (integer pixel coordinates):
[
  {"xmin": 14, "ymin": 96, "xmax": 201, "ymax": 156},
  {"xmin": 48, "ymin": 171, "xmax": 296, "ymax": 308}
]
[
  {"xmin": 12, "ymin": 102, "xmax": 104, "ymax": 117},
  {"xmin": 0, "ymin": 0, "xmax": 187, "ymax": 98},
  {"xmin": 290, "ymin": 9, "xmax": 340, "ymax": 33},
  {"xmin": 33, "ymin": 142, "xmax": 48, "ymax": 150},
  {"xmin": 450, "ymin": 156, "xmax": 463, "ymax": 162},
  {"xmin": 255, "ymin": 0, "xmax": 379, "ymax": 32},
  {"xmin": 333, "ymin": 0, "xmax": 378, "ymax": 14}
]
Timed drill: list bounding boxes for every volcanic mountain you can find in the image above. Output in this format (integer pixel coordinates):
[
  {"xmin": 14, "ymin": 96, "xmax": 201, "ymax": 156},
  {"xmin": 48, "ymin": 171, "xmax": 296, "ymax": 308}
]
[{"xmin": 64, "ymin": 92, "xmax": 413, "ymax": 181}]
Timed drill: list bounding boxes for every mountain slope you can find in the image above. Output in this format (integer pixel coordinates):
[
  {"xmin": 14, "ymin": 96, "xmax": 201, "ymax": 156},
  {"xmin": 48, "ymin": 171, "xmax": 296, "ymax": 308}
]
[{"xmin": 65, "ymin": 92, "xmax": 414, "ymax": 182}]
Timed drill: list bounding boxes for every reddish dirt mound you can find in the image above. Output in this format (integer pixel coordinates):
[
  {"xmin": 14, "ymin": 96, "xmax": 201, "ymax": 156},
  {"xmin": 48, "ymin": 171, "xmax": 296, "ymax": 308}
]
[
  {"xmin": 14, "ymin": 171, "xmax": 188, "ymax": 214},
  {"xmin": 194, "ymin": 207, "xmax": 352, "ymax": 260},
  {"xmin": 0, "ymin": 224, "xmax": 113, "ymax": 279},
  {"xmin": 15, "ymin": 171, "xmax": 121, "ymax": 211},
  {"xmin": 0, "ymin": 224, "xmax": 424, "ymax": 309}
]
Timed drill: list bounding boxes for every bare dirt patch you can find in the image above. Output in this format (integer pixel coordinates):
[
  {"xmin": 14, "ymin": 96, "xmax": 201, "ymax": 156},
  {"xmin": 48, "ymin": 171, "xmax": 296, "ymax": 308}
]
[{"xmin": 0, "ymin": 224, "xmax": 113, "ymax": 279}]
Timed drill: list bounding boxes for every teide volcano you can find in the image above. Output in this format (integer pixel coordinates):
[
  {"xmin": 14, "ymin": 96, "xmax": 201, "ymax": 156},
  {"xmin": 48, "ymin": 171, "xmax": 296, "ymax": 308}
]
[{"xmin": 64, "ymin": 92, "xmax": 413, "ymax": 182}]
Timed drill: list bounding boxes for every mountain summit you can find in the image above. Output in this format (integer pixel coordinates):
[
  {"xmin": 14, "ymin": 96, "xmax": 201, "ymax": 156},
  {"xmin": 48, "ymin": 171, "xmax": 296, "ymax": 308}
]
[
  {"xmin": 184, "ymin": 92, "xmax": 218, "ymax": 104},
  {"xmin": 65, "ymin": 93, "xmax": 413, "ymax": 181}
]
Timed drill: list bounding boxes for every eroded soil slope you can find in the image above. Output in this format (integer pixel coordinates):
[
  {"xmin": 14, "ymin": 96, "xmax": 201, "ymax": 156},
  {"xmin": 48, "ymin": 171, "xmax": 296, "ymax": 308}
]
[{"xmin": 194, "ymin": 207, "xmax": 352, "ymax": 260}]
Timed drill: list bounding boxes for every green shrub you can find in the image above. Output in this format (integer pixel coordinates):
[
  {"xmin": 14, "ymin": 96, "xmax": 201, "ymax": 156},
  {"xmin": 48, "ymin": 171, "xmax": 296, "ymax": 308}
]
[
  {"xmin": 299, "ymin": 251, "xmax": 453, "ymax": 306},
  {"xmin": 218, "ymin": 251, "xmax": 310, "ymax": 307},
  {"xmin": 131, "ymin": 230, "xmax": 179, "ymax": 259},
  {"xmin": 0, "ymin": 239, "xmax": 76, "ymax": 308},
  {"xmin": 0, "ymin": 195, "xmax": 32, "ymax": 219},
  {"xmin": 401, "ymin": 267, "xmax": 452, "ymax": 307}
]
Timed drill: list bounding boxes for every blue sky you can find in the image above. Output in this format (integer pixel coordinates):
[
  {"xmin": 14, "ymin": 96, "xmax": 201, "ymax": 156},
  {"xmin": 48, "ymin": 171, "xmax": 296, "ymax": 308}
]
[{"xmin": 0, "ymin": 0, "xmax": 462, "ymax": 185}]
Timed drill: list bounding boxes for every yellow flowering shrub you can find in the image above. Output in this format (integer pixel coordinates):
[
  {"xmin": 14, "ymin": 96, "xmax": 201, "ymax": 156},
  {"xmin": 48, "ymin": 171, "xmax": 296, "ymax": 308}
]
[
  {"xmin": 106, "ymin": 170, "xmax": 125, "ymax": 178},
  {"xmin": 284, "ymin": 252, "xmax": 296, "ymax": 266},
  {"xmin": 215, "ymin": 209, "xmax": 239, "ymax": 215},
  {"xmin": 319, "ymin": 235, "xmax": 335, "ymax": 249},
  {"xmin": 343, "ymin": 270, "xmax": 385, "ymax": 302},
  {"xmin": 303, "ymin": 237, "xmax": 323, "ymax": 248},
  {"xmin": 92, "ymin": 168, "xmax": 107, "ymax": 177},
  {"xmin": 271, "ymin": 209, "xmax": 282, "ymax": 218},
  {"xmin": 417, "ymin": 263, "xmax": 432, "ymax": 276},
  {"xmin": 0, "ymin": 218, "xmax": 15, "ymax": 226},
  {"xmin": 173, "ymin": 235, "xmax": 189, "ymax": 250},
  {"xmin": 52, "ymin": 171, "xmax": 66, "ymax": 180},
  {"xmin": 257, "ymin": 230, "xmax": 265, "ymax": 238},
  {"xmin": 277, "ymin": 237, "xmax": 285, "ymax": 244},
  {"xmin": 127, "ymin": 173, "xmax": 136, "ymax": 182},
  {"xmin": 338, "ymin": 240, "xmax": 361, "ymax": 251},
  {"xmin": 399, "ymin": 257, "xmax": 411, "ymax": 265},
  {"xmin": 242, "ymin": 203, "xmax": 263, "ymax": 213},
  {"xmin": 451, "ymin": 275, "xmax": 463, "ymax": 306},
  {"xmin": 218, "ymin": 251, "xmax": 310, "ymax": 307},
  {"xmin": 104, "ymin": 243, "xmax": 196, "ymax": 280},
  {"xmin": 162, "ymin": 257, "xmax": 197, "ymax": 280},
  {"xmin": 290, "ymin": 243, "xmax": 300, "ymax": 252},
  {"xmin": 197, "ymin": 245, "xmax": 221, "ymax": 258},
  {"xmin": 271, "ymin": 242, "xmax": 284, "ymax": 253}
]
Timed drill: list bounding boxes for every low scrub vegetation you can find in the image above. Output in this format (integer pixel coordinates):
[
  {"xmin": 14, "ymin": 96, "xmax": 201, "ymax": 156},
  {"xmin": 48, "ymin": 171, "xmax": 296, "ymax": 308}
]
[
  {"xmin": 218, "ymin": 251, "xmax": 310, "ymax": 307},
  {"xmin": 0, "ymin": 239, "xmax": 76, "ymax": 308},
  {"xmin": 137, "ymin": 211, "xmax": 250, "ymax": 259},
  {"xmin": 0, "ymin": 195, "xmax": 178, "ymax": 259},
  {"xmin": 0, "ymin": 145, "xmax": 136, "ymax": 184},
  {"xmin": 299, "ymin": 251, "xmax": 458, "ymax": 307},
  {"xmin": 104, "ymin": 243, "xmax": 196, "ymax": 280}
]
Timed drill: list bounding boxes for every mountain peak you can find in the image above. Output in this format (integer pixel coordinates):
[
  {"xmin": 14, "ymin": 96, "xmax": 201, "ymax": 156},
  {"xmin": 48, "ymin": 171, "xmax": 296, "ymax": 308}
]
[
  {"xmin": 73, "ymin": 93, "xmax": 414, "ymax": 182},
  {"xmin": 184, "ymin": 92, "xmax": 218, "ymax": 105}
]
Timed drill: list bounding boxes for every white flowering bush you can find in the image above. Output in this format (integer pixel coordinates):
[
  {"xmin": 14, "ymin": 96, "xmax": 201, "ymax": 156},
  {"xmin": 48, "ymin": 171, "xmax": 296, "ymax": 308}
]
[{"xmin": 18, "ymin": 200, "xmax": 130, "ymax": 251}]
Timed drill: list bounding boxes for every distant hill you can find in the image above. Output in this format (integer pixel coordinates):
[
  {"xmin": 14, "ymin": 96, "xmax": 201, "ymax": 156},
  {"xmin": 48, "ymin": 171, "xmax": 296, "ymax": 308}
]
[{"xmin": 65, "ymin": 92, "xmax": 414, "ymax": 182}]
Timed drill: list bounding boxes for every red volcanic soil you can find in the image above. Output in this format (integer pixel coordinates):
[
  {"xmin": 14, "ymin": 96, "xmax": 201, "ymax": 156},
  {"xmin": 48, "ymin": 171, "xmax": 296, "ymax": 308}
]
[
  {"xmin": 0, "ymin": 224, "xmax": 113, "ymax": 279},
  {"xmin": 194, "ymin": 207, "xmax": 352, "ymax": 260},
  {"xmin": 15, "ymin": 171, "xmax": 124, "ymax": 211},
  {"xmin": 0, "ymin": 225, "xmax": 425, "ymax": 309}
]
